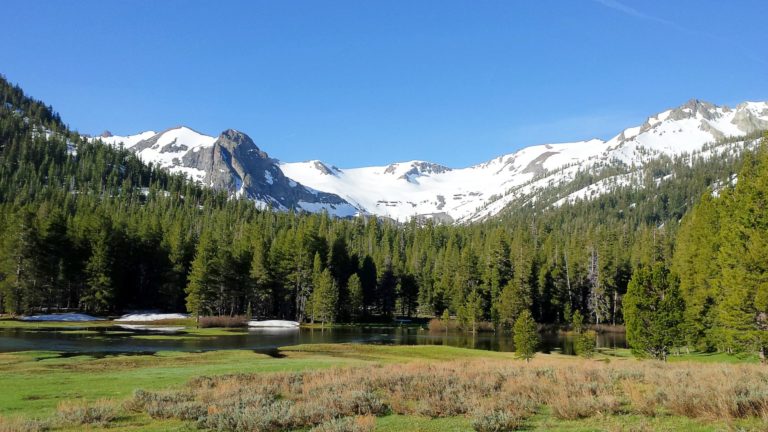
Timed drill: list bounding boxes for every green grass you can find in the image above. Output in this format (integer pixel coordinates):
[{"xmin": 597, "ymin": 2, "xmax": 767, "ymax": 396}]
[
  {"xmin": 0, "ymin": 318, "xmax": 116, "ymax": 329},
  {"xmin": 42, "ymin": 413, "xmax": 767, "ymax": 432},
  {"xmin": 0, "ymin": 344, "xmax": 519, "ymax": 418},
  {"xmin": 374, "ymin": 415, "xmax": 471, "ymax": 432},
  {"xmin": 526, "ymin": 412, "xmax": 764, "ymax": 431},
  {"xmin": 375, "ymin": 412, "xmax": 765, "ymax": 432},
  {"xmin": 669, "ymin": 350, "xmax": 759, "ymax": 364},
  {"xmin": 1, "ymin": 344, "xmax": 767, "ymax": 431},
  {"xmin": 281, "ymin": 343, "xmax": 519, "ymax": 362},
  {"xmin": 0, "ymin": 348, "xmax": 363, "ymax": 418},
  {"xmin": 596, "ymin": 346, "xmax": 760, "ymax": 364},
  {"xmin": 183, "ymin": 327, "xmax": 249, "ymax": 336},
  {"xmin": 2, "ymin": 328, "xmax": 767, "ymax": 431}
]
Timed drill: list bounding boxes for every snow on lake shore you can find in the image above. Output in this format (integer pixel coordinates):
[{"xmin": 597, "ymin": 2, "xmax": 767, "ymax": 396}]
[
  {"xmin": 248, "ymin": 320, "xmax": 300, "ymax": 328},
  {"xmin": 20, "ymin": 313, "xmax": 104, "ymax": 322},
  {"xmin": 115, "ymin": 313, "xmax": 189, "ymax": 322}
]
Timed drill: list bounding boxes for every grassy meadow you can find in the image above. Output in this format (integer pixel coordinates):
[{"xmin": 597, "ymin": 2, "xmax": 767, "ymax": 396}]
[{"xmin": 0, "ymin": 336, "xmax": 765, "ymax": 431}]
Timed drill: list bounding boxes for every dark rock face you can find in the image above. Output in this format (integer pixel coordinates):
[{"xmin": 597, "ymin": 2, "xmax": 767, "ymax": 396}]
[
  {"xmin": 667, "ymin": 99, "xmax": 721, "ymax": 122},
  {"xmin": 133, "ymin": 128, "xmax": 354, "ymax": 212},
  {"xmin": 731, "ymin": 105, "xmax": 768, "ymax": 134},
  {"xmin": 312, "ymin": 161, "xmax": 337, "ymax": 176},
  {"xmin": 189, "ymin": 129, "xmax": 351, "ymax": 209}
]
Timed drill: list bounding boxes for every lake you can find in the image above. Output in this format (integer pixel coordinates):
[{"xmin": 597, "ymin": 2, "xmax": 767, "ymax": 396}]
[{"xmin": 0, "ymin": 325, "xmax": 626, "ymax": 355}]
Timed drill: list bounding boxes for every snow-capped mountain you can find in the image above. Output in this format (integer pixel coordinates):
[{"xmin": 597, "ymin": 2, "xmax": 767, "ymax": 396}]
[
  {"xmin": 284, "ymin": 100, "xmax": 768, "ymax": 222},
  {"xmin": 97, "ymin": 99, "xmax": 768, "ymax": 223},
  {"xmin": 96, "ymin": 127, "xmax": 357, "ymax": 216}
]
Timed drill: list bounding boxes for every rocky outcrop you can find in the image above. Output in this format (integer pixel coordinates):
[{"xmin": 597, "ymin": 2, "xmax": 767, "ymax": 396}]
[
  {"xmin": 731, "ymin": 106, "xmax": 768, "ymax": 134},
  {"xmin": 667, "ymin": 99, "xmax": 721, "ymax": 122},
  {"xmin": 131, "ymin": 128, "xmax": 355, "ymax": 213}
]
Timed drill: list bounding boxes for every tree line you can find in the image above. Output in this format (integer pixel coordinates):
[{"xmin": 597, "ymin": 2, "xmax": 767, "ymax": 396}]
[{"xmin": 2, "ymin": 75, "xmax": 768, "ymax": 358}]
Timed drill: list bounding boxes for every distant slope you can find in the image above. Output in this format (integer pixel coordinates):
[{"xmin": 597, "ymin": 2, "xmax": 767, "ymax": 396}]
[
  {"xmin": 95, "ymin": 127, "xmax": 358, "ymax": 217},
  {"xmin": 98, "ymin": 99, "xmax": 768, "ymax": 223},
  {"xmin": 281, "ymin": 139, "xmax": 607, "ymax": 223},
  {"xmin": 284, "ymin": 100, "xmax": 768, "ymax": 222}
]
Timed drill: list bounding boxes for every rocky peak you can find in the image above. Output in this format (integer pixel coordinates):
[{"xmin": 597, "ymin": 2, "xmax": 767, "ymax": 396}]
[
  {"xmin": 215, "ymin": 129, "xmax": 269, "ymax": 160},
  {"xmin": 100, "ymin": 130, "xmax": 113, "ymax": 138},
  {"xmin": 410, "ymin": 161, "xmax": 452, "ymax": 175},
  {"xmin": 312, "ymin": 161, "xmax": 337, "ymax": 176},
  {"xmin": 731, "ymin": 106, "xmax": 768, "ymax": 134},
  {"xmin": 219, "ymin": 129, "xmax": 253, "ymax": 146},
  {"xmin": 668, "ymin": 99, "xmax": 720, "ymax": 121},
  {"xmin": 384, "ymin": 161, "xmax": 452, "ymax": 177}
]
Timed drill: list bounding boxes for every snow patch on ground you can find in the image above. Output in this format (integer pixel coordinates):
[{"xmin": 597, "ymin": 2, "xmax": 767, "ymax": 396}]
[
  {"xmin": 248, "ymin": 320, "xmax": 300, "ymax": 328},
  {"xmin": 115, "ymin": 313, "xmax": 189, "ymax": 322},
  {"xmin": 297, "ymin": 200, "xmax": 358, "ymax": 218},
  {"xmin": 97, "ymin": 130, "xmax": 156, "ymax": 148}
]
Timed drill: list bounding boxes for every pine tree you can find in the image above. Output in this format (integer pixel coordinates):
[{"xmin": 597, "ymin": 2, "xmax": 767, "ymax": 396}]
[
  {"xmin": 463, "ymin": 289, "xmax": 484, "ymax": 333},
  {"xmin": 571, "ymin": 310, "xmax": 596, "ymax": 358},
  {"xmin": 714, "ymin": 143, "xmax": 768, "ymax": 357},
  {"xmin": 312, "ymin": 269, "xmax": 337, "ymax": 326},
  {"xmin": 81, "ymin": 222, "xmax": 114, "ymax": 313},
  {"xmin": 672, "ymin": 191, "xmax": 721, "ymax": 350},
  {"xmin": 624, "ymin": 263, "xmax": 684, "ymax": 360},
  {"xmin": 571, "ymin": 309, "xmax": 584, "ymax": 334},
  {"xmin": 397, "ymin": 273, "xmax": 418, "ymax": 317},
  {"xmin": 185, "ymin": 231, "xmax": 219, "ymax": 323},
  {"xmin": 347, "ymin": 273, "xmax": 363, "ymax": 322},
  {"xmin": 378, "ymin": 257, "xmax": 397, "ymax": 320},
  {"xmin": 0, "ymin": 210, "xmax": 40, "ymax": 314},
  {"xmin": 497, "ymin": 280, "xmax": 531, "ymax": 328},
  {"xmin": 513, "ymin": 309, "xmax": 539, "ymax": 362},
  {"xmin": 359, "ymin": 255, "xmax": 377, "ymax": 318},
  {"xmin": 249, "ymin": 237, "xmax": 271, "ymax": 318}
]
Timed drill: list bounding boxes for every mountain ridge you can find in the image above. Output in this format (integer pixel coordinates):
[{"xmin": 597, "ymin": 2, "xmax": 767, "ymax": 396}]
[{"xmin": 94, "ymin": 99, "xmax": 768, "ymax": 223}]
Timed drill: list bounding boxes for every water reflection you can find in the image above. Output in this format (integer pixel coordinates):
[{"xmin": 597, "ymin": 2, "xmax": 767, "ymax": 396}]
[{"xmin": 0, "ymin": 326, "xmax": 626, "ymax": 354}]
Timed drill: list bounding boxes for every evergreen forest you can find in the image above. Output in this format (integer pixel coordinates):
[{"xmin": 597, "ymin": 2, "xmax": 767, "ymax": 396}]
[{"xmin": 2, "ymin": 75, "xmax": 767, "ymax": 359}]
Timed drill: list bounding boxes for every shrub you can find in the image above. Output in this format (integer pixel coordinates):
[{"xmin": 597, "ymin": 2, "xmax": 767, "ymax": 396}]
[
  {"xmin": 574, "ymin": 330, "xmax": 597, "ymax": 358},
  {"xmin": 120, "ymin": 354, "xmax": 768, "ymax": 430},
  {"xmin": 146, "ymin": 401, "xmax": 206, "ymax": 420},
  {"xmin": 329, "ymin": 391, "xmax": 386, "ymax": 416},
  {"xmin": 471, "ymin": 409, "xmax": 527, "ymax": 431},
  {"xmin": 56, "ymin": 399, "xmax": 116, "ymax": 426},
  {"xmin": 549, "ymin": 394, "xmax": 620, "ymax": 420},
  {"xmin": 200, "ymin": 399, "xmax": 295, "ymax": 432},
  {"xmin": 199, "ymin": 315, "xmax": 248, "ymax": 328},
  {"xmin": 309, "ymin": 416, "xmax": 375, "ymax": 432},
  {"xmin": 622, "ymin": 381, "xmax": 662, "ymax": 416},
  {"xmin": 0, "ymin": 417, "xmax": 48, "ymax": 432},
  {"xmin": 428, "ymin": 317, "xmax": 459, "ymax": 332}
]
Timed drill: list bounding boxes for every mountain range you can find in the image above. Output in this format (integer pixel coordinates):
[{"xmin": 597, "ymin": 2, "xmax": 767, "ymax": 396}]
[{"xmin": 95, "ymin": 99, "xmax": 768, "ymax": 223}]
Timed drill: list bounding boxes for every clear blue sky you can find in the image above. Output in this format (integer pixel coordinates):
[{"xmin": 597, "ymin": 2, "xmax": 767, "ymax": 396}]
[{"xmin": 3, "ymin": 1, "xmax": 767, "ymax": 167}]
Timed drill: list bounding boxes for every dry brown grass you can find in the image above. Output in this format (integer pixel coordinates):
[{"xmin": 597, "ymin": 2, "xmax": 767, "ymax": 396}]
[
  {"xmin": 199, "ymin": 315, "xmax": 248, "ymax": 328},
  {"xmin": 123, "ymin": 356, "xmax": 768, "ymax": 431},
  {"xmin": 0, "ymin": 416, "xmax": 48, "ymax": 432},
  {"xmin": 427, "ymin": 318, "xmax": 460, "ymax": 332},
  {"xmin": 56, "ymin": 398, "xmax": 118, "ymax": 426}
]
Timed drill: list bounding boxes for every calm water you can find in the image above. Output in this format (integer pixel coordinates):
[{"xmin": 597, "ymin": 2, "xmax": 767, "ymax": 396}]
[{"xmin": 0, "ymin": 325, "xmax": 626, "ymax": 355}]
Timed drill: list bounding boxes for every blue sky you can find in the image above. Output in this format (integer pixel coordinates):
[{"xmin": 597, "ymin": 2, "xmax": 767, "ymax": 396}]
[{"xmin": 3, "ymin": 1, "xmax": 767, "ymax": 167}]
